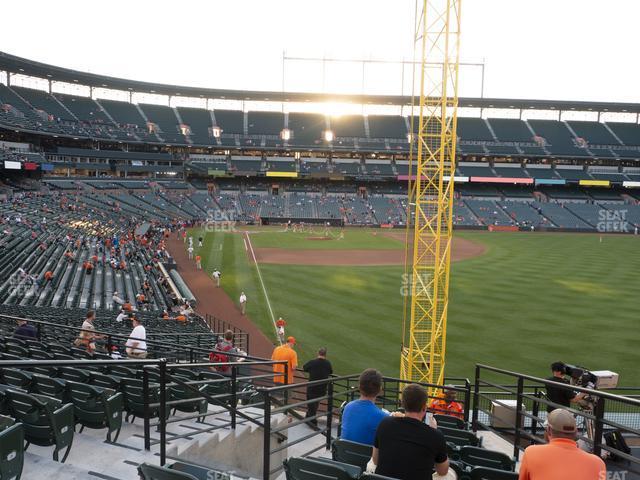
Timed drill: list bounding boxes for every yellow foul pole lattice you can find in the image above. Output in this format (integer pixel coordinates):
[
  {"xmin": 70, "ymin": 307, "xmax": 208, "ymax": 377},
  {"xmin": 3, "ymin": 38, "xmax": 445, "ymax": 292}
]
[{"xmin": 400, "ymin": 0, "xmax": 461, "ymax": 390}]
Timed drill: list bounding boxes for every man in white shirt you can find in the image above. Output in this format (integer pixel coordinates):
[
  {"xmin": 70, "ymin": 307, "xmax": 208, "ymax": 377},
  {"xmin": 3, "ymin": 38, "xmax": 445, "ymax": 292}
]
[
  {"xmin": 212, "ymin": 269, "xmax": 221, "ymax": 287},
  {"xmin": 187, "ymin": 245, "xmax": 194, "ymax": 259},
  {"xmin": 239, "ymin": 292, "xmax": 247, "ymax": 315},
  {"xmin": 125, "ymin": 316, "xmax": 147, "ymax": 359}
]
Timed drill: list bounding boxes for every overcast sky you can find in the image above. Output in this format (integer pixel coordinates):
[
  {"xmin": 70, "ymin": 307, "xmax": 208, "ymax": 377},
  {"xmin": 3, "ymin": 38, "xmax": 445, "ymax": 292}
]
[{"xmin": 1, "ymin": 0, "xmax": 639, "ymax": 104}]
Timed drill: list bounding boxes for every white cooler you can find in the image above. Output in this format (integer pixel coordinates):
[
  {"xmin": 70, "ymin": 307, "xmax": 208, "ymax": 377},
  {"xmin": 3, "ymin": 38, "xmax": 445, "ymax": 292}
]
[{"xmin": 491, "ymin": 399, "xmax": 524, "ymax": 428}]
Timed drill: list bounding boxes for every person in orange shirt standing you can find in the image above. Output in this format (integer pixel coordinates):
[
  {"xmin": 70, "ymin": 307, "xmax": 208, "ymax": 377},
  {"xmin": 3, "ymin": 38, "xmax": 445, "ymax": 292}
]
[
  {"xmin": 518, "ymin": 408, "xmax": 606, "ymax": 480},
  {"xmin": 195, "ymin": 254, "xmax": 202, "ymax": 270},
  {"xmin": 271, "ymin": 336, "xmax": 298, "ymax": 386}
]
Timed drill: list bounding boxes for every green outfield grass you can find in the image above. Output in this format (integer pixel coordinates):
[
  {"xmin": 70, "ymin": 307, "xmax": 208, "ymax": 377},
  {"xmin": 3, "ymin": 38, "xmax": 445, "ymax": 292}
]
[{"xmin": 190, "ymin": 227, "xmax": 640, "ymax": 385}]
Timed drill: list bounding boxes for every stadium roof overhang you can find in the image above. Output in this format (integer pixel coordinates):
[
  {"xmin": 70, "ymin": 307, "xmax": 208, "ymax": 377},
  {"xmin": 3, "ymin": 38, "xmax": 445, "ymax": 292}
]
[{"xmin": 2, "ymin": 51, "xmax": 640, "ymax": 114}]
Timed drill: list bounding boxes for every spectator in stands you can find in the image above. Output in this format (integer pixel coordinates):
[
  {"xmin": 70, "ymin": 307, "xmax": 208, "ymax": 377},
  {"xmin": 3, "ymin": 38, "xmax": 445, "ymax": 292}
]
[
  {"xmin": 239, "ymin": 291, "xmax": 247, "ymax": 315},
  {"xmin": 209, "ymin": 330, "xmax": 235, "ymax": 373},
  {"xmin": 212, "ymin": 268, "xmax": 221, "ymax": 287},
  {"xmin": 429, "ymin": 386, "xmax": 464, "ymax": 419},
  {"xmin": 75, "ymin": 310, "xmax": 102, "ymax": 354},
  {"xmin": 372, "ymin": 383, "xmax": 449, "ymax": 480},
  {"xmin": 271, "ymin": 336, "xmax": 298, "ymax": 385},
  {"xmin": 341, "ymin": 368, "xmax": 388, "ymax": 445},
  {"xmin": 303, "ymin": 347, "xmax": 333, "ymax": 426},
  {"xmin": 546, "ymin": 362, "xmax": 583, "ymax": 413},
  {"xmin": 125, "ymin": 315, "xmax": 147, "ymax": 359},
  {"xmin": 43, "ymin": 270, "xmax": 53, "ymax": 283},
  {"xmin": 13, "ymin": 319, "xmax": 37, "ymax": 340},
  {"xmin": 112, "ymin": 291, "xmax": 125, "ymax": 306},
  {"xmin": 518, "ymin": 408, "xmax": 606, "ymax": 480}
]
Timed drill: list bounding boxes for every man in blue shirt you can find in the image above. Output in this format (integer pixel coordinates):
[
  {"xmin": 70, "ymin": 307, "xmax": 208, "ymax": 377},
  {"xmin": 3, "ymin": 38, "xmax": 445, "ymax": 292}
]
[{"xmin": 341, "ymin": 368, "xmax": 388, "ymax": 445}]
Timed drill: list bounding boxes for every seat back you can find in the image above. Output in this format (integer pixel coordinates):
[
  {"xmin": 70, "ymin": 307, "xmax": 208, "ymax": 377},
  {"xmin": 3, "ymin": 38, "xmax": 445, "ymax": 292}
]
[
  {"xmin": 434, "ymin": 414, "xmax": 467, "ymax": 430},
  {"xmin": 470, "ymin": 466, "xmax": 519, "ymax": 480},
  {"xmin": 138, "ymin": 463, "xmax": 199, "ymax": 480},
  {"xmin": 89, "ymin": 372, "xmax": 122, "ymax": 391},
  {"xmin": 439, "ymin": 426, "xmax": 481, "ymax": 447},
  {"xmin": 0, "ymin": 423, "xmax": 24, "ymax": 480},
  {"xmin": 66, "ymin": 380, "xmax": 123, "ymax": 441},
  {"xmin": 460, "ymin": 446, "xmax": 514, "ymax": 472},
  {"xmin": 0, "ymin": 368, "xmax": 33, "ymax": 390},
  {"xmin": 58, "ymin": 367, "xmax": 91, "ymax": 383},
  {"xmin": 283, "ymin": 457, "xmax": 361, "ymax": 480},
  {"xmin": 32, "ymin": 374, "xmax": 70, "ymax": 402},
  {"xmin": 5, "ymin": 389, "xmax": 74, "ymax": 461},
  {"xmin": 331, "ymin": 439, "xmax": 372, "ymax": 470}
]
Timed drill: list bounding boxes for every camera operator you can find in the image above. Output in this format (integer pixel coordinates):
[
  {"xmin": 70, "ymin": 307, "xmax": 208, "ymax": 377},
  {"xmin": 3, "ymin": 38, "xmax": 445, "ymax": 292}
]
[{"xmin": 545, "ymin": 362, "xmax": 584, "ymax": 413}]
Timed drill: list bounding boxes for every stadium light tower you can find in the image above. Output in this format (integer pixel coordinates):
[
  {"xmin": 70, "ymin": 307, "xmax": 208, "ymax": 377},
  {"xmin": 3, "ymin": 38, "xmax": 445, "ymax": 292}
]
[{"xmin": 400, "ymin": 0, "xmax": 462, "ymax": 390}]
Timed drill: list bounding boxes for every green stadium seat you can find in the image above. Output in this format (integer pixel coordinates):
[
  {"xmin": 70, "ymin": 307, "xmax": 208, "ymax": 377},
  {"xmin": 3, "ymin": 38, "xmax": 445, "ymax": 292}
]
[
  {"xmin": 88, "ymin": 371, "xmax": 122, "ymax": 391},
  {"xmin": 4, "ymin": 390, "xmax": 74, "ymax": 462},
  {"xmin": 284, "ymin": 457, "xmax": 361, "ymax": 480},
  {"xmin": 31, "ymin": 374, "xmax": 70, "ymax": 402},
  {"xmin": 460, "ymin": 446, "xmax": 514, "ymax": 472},
  {"xmin": 331, "ymin": 439, "xmax": 372, "ymax": 470},
  {"xmin": 439, "ymin": 426, "xmax": 482, "ymax": 448},
  {"xmin": 66, "ymin": 380, "xmax": 123, "ymax": 443},
  {"xmin": 121, "ymin": 378, "xmax": 167, "ymax": 423},
  {"xmin": 0, "ymin": 423, "xmax": 24, "ymax": 480},
  {"xmin": 0, "ymin": 368, "xmax": 33, "ymax": 391},
  {"xmin": 434, "ymin": 414, "xmax": 467, "ymax": 430},
  {"xmin": 470, "ymin": 466, "xmax": 518, "ymax": 480},
  {"xmin": 170, "ymin": 461, "xmax": 227, "ymax": 479},
  {"xmin": 360, "ymin": 474, "xmax": 399, "ymax": 480},
  {"xmin": 0, "ymin": 414, "xmax": 15, "ymax": 432},
  {"xmin": 138, "ymin": 462, "xmax": 199, "ymax": 480}
]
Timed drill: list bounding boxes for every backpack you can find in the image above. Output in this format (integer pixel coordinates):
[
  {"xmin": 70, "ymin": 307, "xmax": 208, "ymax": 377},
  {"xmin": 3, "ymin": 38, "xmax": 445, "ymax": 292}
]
[
  {"xmin": 209, "ymin": 343, "xmax": 233, "ymax": 372},
  {"xmin": 604, "ymin": 429, "xmax": 631, "ymax": 461}
]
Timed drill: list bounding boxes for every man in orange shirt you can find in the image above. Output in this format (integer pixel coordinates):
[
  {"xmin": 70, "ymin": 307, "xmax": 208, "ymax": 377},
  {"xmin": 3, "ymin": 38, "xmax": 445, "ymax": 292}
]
[
  {"xmin": 429, "ymin": 387, "xmax": 464, "ymax": 419},
  {"xmin": 195, "ymin": 254, "xmax": 202, "ymax": 270},
  {"xmin": 518, "ymin": 408, "xmax": 606, "ymax": 480},
  {"xmin": 271, "ymin": 336, "xmax": 298, "ymax": 385}
]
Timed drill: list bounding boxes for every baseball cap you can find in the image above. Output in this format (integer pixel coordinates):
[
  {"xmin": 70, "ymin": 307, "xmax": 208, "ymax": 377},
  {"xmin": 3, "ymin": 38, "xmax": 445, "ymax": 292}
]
[
  {"xmin": 545, "ymin": 409, "xmax": 577, "ymax": 433},
  {"xmin": 287, "ymin": 336, "xmax": 296, "ymax": 345}
]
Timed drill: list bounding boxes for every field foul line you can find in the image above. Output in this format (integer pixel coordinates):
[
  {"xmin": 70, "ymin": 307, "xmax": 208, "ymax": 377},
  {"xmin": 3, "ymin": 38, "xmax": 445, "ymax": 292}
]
[{"xmin": 244, "ymin": 232, "xmax": 278, "ymax": 338}]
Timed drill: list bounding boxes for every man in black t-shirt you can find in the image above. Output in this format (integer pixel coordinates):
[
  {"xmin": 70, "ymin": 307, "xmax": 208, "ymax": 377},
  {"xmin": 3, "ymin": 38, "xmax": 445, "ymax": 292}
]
[
  {"xmin": 303, "ymin": 347, "xmax": 333, "ymax": 426},
  {"xmin": 546, "ymin": 362, "xmax": 580, "ymax": 413},
  {"xmin": 373, "ymin": 384, "xmax": 449, "ymax": 480}
]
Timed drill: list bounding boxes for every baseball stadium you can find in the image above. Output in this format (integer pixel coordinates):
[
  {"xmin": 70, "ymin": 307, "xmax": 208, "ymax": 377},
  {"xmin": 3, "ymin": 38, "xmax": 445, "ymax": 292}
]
[{"xmin": 0, "ymin": 1, "xmax": 638, "ymax": 479}]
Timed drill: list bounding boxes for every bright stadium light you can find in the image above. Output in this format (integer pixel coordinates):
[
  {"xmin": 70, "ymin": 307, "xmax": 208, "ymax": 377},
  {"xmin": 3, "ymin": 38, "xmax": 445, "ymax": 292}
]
[
  {"xmin": 407, "ymin": 133, "xmax": 414, "ymax": 143},
  {"xmin": 212, "ymin": 126, "xmax": 222, "ymax": 138},
  {"xmin": 280, "ymin": 128, "xmax": 291, "ymax": 141},
  {"xmin": 324, "ymin": 130, "xmax": 334, "ymax": 142}
]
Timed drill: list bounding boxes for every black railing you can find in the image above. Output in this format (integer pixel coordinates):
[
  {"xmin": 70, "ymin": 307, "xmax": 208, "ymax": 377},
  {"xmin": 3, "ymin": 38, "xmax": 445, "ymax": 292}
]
[
  {"xmin": 474, "ymin": 364, "xmax": 640, "ymax": 466},
  {"xmin": 204, "ymin": 313, "xmax": 250, "ymax": 353},
  {"xmin": 0, "ymin": 313, "xmax": 252, "ymax": 364},
  {"xmin": 257, "ymin": 374, "xmax": 472, "ymax": 480},
  {"xmin": 0, "ymin": 356, "xmax": 288, "ymax": 469}
]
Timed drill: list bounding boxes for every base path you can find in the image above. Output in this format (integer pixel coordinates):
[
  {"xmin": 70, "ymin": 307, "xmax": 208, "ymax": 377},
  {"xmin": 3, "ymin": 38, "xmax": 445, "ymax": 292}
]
[
  {"xmin": 254, "ymin": 236, "xmax": 486, "ymax": 266},
  {"xmin": 166, "ymin": 234, "xmax": 275, "ymax": 358}
]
